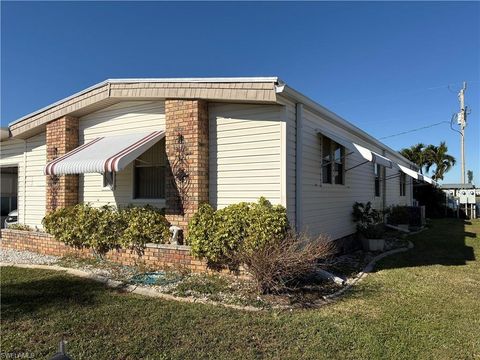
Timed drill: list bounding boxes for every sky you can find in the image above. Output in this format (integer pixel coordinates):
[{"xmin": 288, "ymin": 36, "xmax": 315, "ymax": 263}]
[{"xmin": 1, "ymin": 1, "xmax": 479, "ymax": 184}]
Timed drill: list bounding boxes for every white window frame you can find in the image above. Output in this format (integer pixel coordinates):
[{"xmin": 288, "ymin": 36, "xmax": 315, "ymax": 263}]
[{"xmin": 321, "ymin": 135, "xmax": 346, "ymax": 186}]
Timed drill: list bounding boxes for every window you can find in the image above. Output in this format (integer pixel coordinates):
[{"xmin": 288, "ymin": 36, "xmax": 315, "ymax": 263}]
[
  {"xmin": 322, "ymin": 136, "xmax": 345, "ymax": 185},
  {"xmin": 133, "ymin": 139, "xmax": 166, "ymax": 199},
  {"xmin": 399, "ymin": 172, "xmax": 406, "ymax": 196},
  {"xmin": 374, "ymin": 164, "xmax": 381, "ymax": 197},
  {"xmin": 322, "ymin": 137, "xmax": 332, "ymax": 184},
  {"xmin": 333, "ymin": 143, "xmax": 345, "ymax": 185},
  {"xmin": 103, "ymin": 172, "xmax": 116, "ymax": 190}
]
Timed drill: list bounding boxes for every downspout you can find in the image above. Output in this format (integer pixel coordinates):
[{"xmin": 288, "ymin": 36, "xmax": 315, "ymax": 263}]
[
  {"xmin": 295, "ymin": 103, "xmax": 304, "ymax": 231},
  {"xmin": 22, "ymin": 139, "xmax": 27, "ymax": 224},
  {"xmin": 382, "ymin": 149, "xmax": 387, "ymax": 212}
]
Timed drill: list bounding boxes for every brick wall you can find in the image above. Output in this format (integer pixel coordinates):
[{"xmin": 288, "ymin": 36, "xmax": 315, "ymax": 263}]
[
  {"xmin": 164, "ymin": 100, "xmax": 209, "ymax": 234},
  {"xmin": 46, "ymin": 116, "xmax": 79, "ymax": 212},
  {"xmin": 0, "ymin": 229, "xmax": 209, "ymax": 273}
]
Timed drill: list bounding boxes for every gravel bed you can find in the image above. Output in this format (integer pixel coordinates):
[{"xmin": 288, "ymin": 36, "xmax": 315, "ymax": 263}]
[{"xmin": 0, "ymin": 248, "xmax": 59, "ymax": 265}]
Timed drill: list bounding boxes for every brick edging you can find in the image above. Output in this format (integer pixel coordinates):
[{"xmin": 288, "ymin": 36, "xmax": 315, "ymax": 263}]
[{"xmin": 0, "ymin": 229, "xmax": 210, "ymax": 273}]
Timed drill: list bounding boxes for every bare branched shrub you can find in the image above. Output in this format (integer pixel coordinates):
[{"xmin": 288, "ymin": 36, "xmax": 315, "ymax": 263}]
[{"xmin": 238, "ymin": 232, "xmax": 335, "ymax": 294}]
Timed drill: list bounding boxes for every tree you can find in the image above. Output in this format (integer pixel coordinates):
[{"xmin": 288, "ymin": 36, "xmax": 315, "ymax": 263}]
[
  {"xmin": 467, "ymin": 170, "xmax": 474, "ymax": 184},
  {"xmin": 400, "ymin": 143, "xmax": 427, "ymax": 174},
  {"xmin": 424, "ymin": 142, "xmax": 456, "ymax": 181}
]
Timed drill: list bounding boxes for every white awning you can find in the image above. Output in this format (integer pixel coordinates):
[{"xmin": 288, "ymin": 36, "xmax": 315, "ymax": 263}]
[
  {"xmin": 317, "ymin": 128, "xmax": 393, "ymax": 168},
  {"xmin": 45, "ymin": 131, "xmax": 165, "ymax": 175},
  {"xmin": 317, "ymin": 128, "xmax": 437, "ymax": 186},
  {"xmin": 396, "ymin": 164, "xmax": 437, "ymax": 186}
]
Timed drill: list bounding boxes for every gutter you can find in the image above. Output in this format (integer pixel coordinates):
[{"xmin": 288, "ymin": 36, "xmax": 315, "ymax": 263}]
[{"xmin": 295, "ymin": 103, "xmax": 304, "ymax": 231}]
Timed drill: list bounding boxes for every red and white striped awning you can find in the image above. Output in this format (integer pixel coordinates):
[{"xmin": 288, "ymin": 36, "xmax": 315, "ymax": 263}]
[{"xmin": 44, "ymin": 131, "xmax": 165, "ymax": 175}]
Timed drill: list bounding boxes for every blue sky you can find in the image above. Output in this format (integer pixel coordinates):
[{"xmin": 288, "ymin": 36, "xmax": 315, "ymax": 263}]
[{"xmin": 1, "ymin": 1, "xmax": 479, "ymax": 184}]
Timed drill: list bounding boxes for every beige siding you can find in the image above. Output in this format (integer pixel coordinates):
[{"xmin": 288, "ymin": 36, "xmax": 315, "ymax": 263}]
[
  {"xmin": 24, "ymin": 134, "xmax": 47, "ymax": 227},
  {"xmin": 294, "ymin": 107, "xmax": 413, "ymax": 240},
  {"xmin": 385, "ymin": 166, "xmax": 412, "ymax": 207},
  {"xmin": 209, "ymin": 103, "xmax": 284, "ymax": 209},
  {"xmin": 79, "ymin": 101, "xmax": 166, "ymax": 208}
]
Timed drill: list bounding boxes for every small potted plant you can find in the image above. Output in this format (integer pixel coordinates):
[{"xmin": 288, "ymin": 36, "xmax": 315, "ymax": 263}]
[
  {"xmin": 352, "ymin": 202, "xmax": 385, "ymax": 251},
  {"xmin": 386, "ymin": 205, "xmax": 409, "ymax": 231}
]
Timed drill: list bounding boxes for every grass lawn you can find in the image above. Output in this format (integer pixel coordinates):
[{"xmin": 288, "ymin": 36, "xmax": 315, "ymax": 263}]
[{"xmin": 1, "ymin": 219, "xmax": 479, "ymax": 359}]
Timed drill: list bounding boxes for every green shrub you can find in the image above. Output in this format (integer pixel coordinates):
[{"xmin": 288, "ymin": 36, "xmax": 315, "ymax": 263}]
[
  {"xmin": 43, "ymin": 204, "xmax": 122, "ymax": 256},
  {"xmin": 119, "ymin": 205, "xmax": 171, "ymax": 254},
  {"xmin": 188, "ymin": 203, "xmax": 220, "ymax": 263},
  {"xmin": 43, "ymin": 204, "xmax": 170, "ymax": 256},
  {"xmin": 43, "ymin": 205, "xmax": 89, "ymax": 250},
  {"xmin": 188, "ymin": 197, "xmax": 290, "ymax": 266},
  {"xmin": 243, "ymin": 197, "xmax": 290, "ymax": 255},
  {"xmin": 352, "ymin": 201, "xmax": 383, "ymax": 236}
]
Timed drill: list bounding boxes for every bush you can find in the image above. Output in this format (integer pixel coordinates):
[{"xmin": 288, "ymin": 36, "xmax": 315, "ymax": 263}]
[
  {"xmin": 43, "ymin": 204, "xmax": 170, "ymax": 256},
  {"xmin": 43, "ymin": 204, "xmax": 123, "ymax": 256},
  {"xmin": 119, "ymin": 205, "xmax": 171, "ymax": 254},
  {"xmin": 243, "ymin": 197, "xmax": 290, "ymax": 255},
  {"xmin": 352, "ymin": 202, "xmax": 382, "ymax": 235},
  {"xmin": 413, "ymin": 183, "xmax": 447, "ymax": 218},
  {"xmin": 188, "ymin": 198, "xmax": 290, "ymax": 266},
  {"xmin": 238, "ymin": 232, "xmax": 334, "ymax": 294},
  {"xmin": 188, "ymin": 203, "xmax": 216, "ymax": 260},
  {"xmin": 386, "ymin": 205, "xmax": 409, "ymax": 225}
]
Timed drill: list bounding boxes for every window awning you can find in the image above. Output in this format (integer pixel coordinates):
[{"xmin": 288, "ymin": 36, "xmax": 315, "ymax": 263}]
[
  {"xmin": 44, "ymin": 130, "xmax": 165, "ymax": 175},
  {"xmin": 317, "ymin": 128, "xmax": 393, "ymax": 168},
  {"xmin": 396, "ymin": 164, "xmax": 437, "ymax": 185},
  {"xmin": 317, "ymin": 128, "xmax": 437, "ymax": 186}
]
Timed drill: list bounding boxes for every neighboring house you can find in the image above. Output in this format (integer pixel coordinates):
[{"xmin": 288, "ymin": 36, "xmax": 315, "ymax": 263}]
[
  {"xmin": 440, "ymin": 183, "xmax": 476, "ymax": 198},
  {"xmin": 440, "ymin": 183, "xmax": 479, "ymax": 218},
  {"xmin": 0, "ymin": 77, "xmax": 435, "ymax": 240}
]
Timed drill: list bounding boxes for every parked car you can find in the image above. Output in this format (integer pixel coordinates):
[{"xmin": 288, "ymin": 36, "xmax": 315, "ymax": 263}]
[{"xmin": 4, "ymin": 209, "xmax": 18, "ymax": 228}]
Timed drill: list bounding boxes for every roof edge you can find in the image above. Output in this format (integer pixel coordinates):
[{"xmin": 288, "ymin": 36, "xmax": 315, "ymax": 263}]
[
  {"xmin": 278, "ymin": 84, "xmax": 418, "ymax": 169},
  {"xmin": 9, "ymin": 77, "xmax": 280, "ymax": 127}
]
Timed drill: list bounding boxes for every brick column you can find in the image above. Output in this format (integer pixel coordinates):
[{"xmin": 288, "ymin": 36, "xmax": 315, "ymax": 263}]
[
  {"xmin": 165, "ymin": 100, "xmax": 209, "ymax": 234},
  {"xmin": 46, "ymin": 116, "xmax": 79, "ymax": 212}
]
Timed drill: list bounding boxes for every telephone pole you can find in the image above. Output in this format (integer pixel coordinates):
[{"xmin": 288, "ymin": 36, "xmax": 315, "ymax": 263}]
[{"xmin": 457, "ymin": 81, "xmax": 467, "ymax": 183}]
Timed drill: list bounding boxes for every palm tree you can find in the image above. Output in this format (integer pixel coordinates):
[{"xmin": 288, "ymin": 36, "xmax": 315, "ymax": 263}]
[
  {"xmin": 424, "ymin": 142, "xmax": 456, "ymax": 180},
  {"xmin": 400, "ymin": 143, "xmax": 427, "ymax": 174},
  {"xmin": 467, "ymin": 170, "xmax": 474, "ymax": 184}
]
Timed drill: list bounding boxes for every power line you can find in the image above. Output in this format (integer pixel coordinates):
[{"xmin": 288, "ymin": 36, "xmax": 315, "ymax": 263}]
[
  {"xmin": 378, "ymin": 121, "xmax": 450, "ymax": 140},
  {"xmin": 330, "ymin": 81, "xmax": 479, "ymax": 106}
]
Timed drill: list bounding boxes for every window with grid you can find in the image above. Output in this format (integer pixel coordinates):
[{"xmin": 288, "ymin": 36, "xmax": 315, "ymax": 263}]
[
  {"xmin": 374, "ymin": 163, "xmax": 381, "ymax": 197},
  {"xmin": 322, "ymin": 136, "xmax": 345, "ymax": 185},
  {"xmin": 399, "ymin": 172, "xmax": 407, "ymax": 196},
  {"xmin": 133, "ymin": 139, "xmax": 166, "ymax": 199}
]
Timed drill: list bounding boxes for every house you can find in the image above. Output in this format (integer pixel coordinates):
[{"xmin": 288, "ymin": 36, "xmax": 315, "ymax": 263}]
[
  {"xmin": 0, "ymin": 77, "xmax": 435, "ymax": 243},
  {"xmin": 440, "ymin": 183, "xmax": 479, "ymax": 218}
]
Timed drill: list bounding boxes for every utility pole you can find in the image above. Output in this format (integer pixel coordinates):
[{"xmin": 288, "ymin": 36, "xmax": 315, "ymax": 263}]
[{"xmin": 457, "ymin": 81, "xmax": 467, "ymax": 183}]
